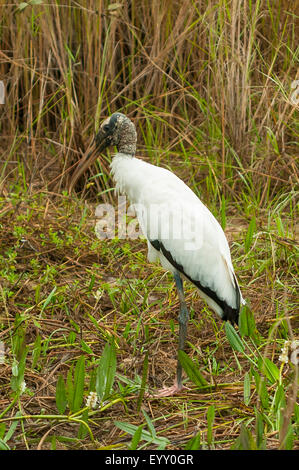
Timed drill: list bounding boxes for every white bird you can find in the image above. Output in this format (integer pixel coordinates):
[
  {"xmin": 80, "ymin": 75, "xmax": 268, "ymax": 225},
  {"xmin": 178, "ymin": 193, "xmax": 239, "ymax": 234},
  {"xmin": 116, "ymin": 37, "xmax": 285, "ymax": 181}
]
[{"xmin": 70, "ymin": 113, "xmax": 245, "ymax": 396}]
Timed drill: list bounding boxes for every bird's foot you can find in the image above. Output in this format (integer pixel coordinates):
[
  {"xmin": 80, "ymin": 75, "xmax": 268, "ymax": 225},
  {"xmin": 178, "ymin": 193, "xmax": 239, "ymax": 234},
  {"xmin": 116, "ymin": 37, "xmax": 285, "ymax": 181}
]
[{"xmin": 153, "ymin": 382, "xmax": 186, "ymax": 398}]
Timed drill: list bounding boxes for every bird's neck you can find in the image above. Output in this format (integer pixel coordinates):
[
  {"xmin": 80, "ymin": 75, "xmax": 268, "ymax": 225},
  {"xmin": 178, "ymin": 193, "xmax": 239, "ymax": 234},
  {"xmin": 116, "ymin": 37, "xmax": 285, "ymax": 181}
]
[
  {"xmin": 110, "ymin": 153, "xmax": 145, "ymax": 203},
  {"xmin": 116, "ymin": 141, "xmax": 136, "ymax": 156}
]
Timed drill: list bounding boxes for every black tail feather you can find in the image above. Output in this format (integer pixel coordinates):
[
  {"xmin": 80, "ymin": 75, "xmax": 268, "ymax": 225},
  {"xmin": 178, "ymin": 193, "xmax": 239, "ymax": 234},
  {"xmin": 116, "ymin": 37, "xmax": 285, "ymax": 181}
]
[{"xmin": 150, "ymin": 239, "xmax": 241, "ymax": 325}]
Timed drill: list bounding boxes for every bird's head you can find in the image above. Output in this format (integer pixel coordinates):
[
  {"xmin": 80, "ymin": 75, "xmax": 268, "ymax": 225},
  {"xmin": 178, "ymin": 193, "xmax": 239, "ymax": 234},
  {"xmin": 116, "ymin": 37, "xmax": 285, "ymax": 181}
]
[
  {"xmin": 95, "ymin": 113, "xmax": 137, "ymax": 156},
  {"xmin": 69, "ymin": 113, "xmax": 136, "ymax": 192}
]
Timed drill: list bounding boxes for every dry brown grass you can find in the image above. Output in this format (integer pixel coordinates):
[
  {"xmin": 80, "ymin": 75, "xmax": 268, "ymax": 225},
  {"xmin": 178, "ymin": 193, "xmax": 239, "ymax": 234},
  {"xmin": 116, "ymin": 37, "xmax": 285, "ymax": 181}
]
[{"xmin": 0, "ymin": 0, "xmax": 298, "ymax": 193}]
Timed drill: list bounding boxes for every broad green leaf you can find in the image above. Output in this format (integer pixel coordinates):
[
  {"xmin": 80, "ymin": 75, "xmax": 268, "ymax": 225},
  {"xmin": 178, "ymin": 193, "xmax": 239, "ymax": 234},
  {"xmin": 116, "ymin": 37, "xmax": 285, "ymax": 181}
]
[
  {"xmin": 280, "ymin": 424, "xmax": 294, "ymax": 450},
  {"xmin": 12, "ymin": 359, "xmax": 18, "ymax": 377},
  {"xmin": 185, "ymin": 432, "xmax": 201, "ymax": 450},
  {"xmin": 56, "ymin": 374, "xmax": 67, "ymax": 414},
  {"xmin": 239, "ymin": 305, "xmax": 259, "ymax": 343},
  {"xmin": 51, "ymin": 436, "xmax": 57, "ymax": 450},
  {"xmin": 114, "ymin": 421, "xmax": 169, "ymax": 447},
  {"xmin": 130, "ymin": 424, "xmax": 144, "ymax": 450},
  {"xmin": 243, "ymin": 372, "xmax": 251, "ymax": 405},
  {"xmin": 68, "ymin": 331, "xmax": 76, "ymax": 344},
  {"xmin": 73, "ymin": 356, "xmax": 85, "ymax": 412},
  {"xmin": 10, "ymin": 348, "xmax": 28, "ymax": 392},
  {"xmin": 0, "ymin": 423, "xmax": 6, "ymax": 439},
  {"xmin": 96, "ymin": 342, "xmax": 117, "ymax": 401},
  {"xmin": 258, "ymin": 357, "xmax": 280, "ymax": 384},
  {"xmin": 178, "ymin": 350, "xmax": 209, "ymax": 388},
  {"xmin": 66, "ymin": 365, "xmax": 74, "ymax": 411},
  {"xmin": 232, "ymin": 424, "xmax": 257, "ymax": 450},
  {"xmin": 225, "ymin": 322, "xmax": 245, "ymax": 353},
  {"xmin": 80, "ymin": 339, "xmax": 93, "ymax": 354},
  {"xmin": 88, "ymin": 368, "xmax": 97, "ymax": 394},
  {"xmin": 239, "ymin": 423, "xmax": 257, "ymax": 450},
  {"xmin": 275, "ymin": 215, "xmax": 285, "ymax": 237},
  {"xmin": 142, "ymin": 409, "xmax": 156, "ymax": 438},
  {"xmin": 252, "ymin": 370, "xmax": 269, "ymax": 409},
  {"xmin": 207, "ymin": 405, "xmax": 215, "ymax": 446},
  {"xmin": 3, "ymin": 411, "xmax": 21, "ymax": 443},
  {"xmin": 273, "ymin": 384, "xmax": 286, "ymax": 413},
  {"xmin": 255, "ymin": 408, "xmax": 265, "ymax": 449},
  {"xmin": 12, "ymin": 314, "xmax": 25, "ymax": 359},
  {"xmin": 238, "ymin": 305, "xmax": 248, "ymax": 336},
  {"xmin": 77, "ymin": 409, "xmax": 89, "ymax": 440},
  {"xmin": 258, "ymin": 379, "xmax": 269, "ymax": 409},
  {"xmin": 0, "ymin": 439, "xmax": 10, "ymax": 450}
]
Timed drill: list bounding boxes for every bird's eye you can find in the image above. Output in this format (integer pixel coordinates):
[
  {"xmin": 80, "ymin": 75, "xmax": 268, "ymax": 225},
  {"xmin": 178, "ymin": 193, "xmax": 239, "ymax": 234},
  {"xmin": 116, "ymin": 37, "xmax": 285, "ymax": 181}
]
[{"xmin": 103, "ymin": 124, "xmax": 110, "ymax": 132}]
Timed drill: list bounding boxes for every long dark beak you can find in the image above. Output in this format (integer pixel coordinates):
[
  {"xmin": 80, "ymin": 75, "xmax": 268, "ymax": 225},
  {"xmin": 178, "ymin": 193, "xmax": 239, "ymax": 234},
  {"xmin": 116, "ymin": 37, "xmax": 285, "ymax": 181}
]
[{"xmin": 68, "ymin": 129, "xmax": 110, "ymax": 193}]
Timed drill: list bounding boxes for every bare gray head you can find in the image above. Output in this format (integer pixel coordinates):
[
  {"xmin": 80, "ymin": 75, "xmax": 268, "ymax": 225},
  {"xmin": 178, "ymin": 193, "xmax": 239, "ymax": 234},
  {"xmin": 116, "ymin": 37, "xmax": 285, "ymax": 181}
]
[
  {"xmin": 68, "ymin": 113, "xmax": 137, "ymax": 193},
  {"xmin": 95, "ymin": 113, "xmax": 137, "ymax": 156}
]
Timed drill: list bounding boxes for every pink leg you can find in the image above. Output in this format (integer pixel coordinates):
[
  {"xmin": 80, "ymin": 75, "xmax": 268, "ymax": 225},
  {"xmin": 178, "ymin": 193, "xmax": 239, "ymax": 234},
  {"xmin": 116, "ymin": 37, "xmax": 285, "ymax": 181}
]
[{"xmin": 153, "ymin": 379, "xmax": 186, "ymax": 397}]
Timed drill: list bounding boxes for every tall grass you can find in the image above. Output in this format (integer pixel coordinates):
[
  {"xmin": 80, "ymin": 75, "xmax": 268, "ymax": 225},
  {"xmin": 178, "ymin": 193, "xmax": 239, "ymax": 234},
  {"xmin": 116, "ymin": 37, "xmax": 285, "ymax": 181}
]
[{"xmin": 0, "ymin": 0, "xmax": 298, "ymax": 199}]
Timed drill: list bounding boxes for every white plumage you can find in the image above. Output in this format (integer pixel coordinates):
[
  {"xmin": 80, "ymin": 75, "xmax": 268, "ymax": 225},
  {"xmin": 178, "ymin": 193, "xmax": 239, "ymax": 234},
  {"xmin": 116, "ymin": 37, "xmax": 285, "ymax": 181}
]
[
  {"xmin": 110, "ymin": 153, "xmax": 244, "ymax": 319},
  {"xmin": 71, "ymin": 112, "xmax": 245, "ymax": 395}
]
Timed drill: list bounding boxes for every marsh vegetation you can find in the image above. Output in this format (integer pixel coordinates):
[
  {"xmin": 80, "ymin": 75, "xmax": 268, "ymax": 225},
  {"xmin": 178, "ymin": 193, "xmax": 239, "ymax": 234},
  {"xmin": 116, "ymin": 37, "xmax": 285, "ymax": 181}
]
[{"xmin": 0, "ymin": 0, "xmax": 298, "ymax": 450}]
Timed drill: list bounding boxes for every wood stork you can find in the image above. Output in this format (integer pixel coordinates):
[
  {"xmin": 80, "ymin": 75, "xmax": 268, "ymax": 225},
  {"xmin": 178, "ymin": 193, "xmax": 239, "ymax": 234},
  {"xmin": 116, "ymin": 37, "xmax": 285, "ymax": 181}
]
[{"xmin": 70, "ymin": 112, "xmax": 245, "ymax": 396}]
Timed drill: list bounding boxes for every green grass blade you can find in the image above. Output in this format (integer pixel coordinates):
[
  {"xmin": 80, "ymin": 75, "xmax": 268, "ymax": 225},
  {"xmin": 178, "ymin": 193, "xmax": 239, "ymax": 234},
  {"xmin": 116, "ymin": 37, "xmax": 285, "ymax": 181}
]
[
  {"xmin": 184, "ymin": 432, "xmax": 201, "ymax": 450},
  {"xmin": 207, "ymin": 405, "xmax": 215, "ymax": 447},
  {"xmin": 225, "ymin": 322, "xmax": 245, "ymax": 353},
  {"xmin": 239, "ymin": 423, "xmax": 257, "ymax": 450},
  {"xmin": 258, "ymin": 357, "xmax": 280, "ymax": 384},
  {"xmin": 114, "ymin": 421, "xmax": 169, "ymax": 447},
  {"xmin": 239, "ymin": 305, "xmax": 259, "ymax": 343},
  {"xmin": 56, "ymin": 374, "xmax": 67, "ymax": 414},
  {"xmin": 280, "ymin": 424, "xmax": 294, "ymax": 450},
  {"xmin": 66, "ymin": 365, "xmax": 74, "ymax": 412},
  {"xmin": 3, "ymin": 411, "xmax": 21, "ymax": 443},
  {"xmin": 130, "ymin": 424, "xmax": 144, "ymax": 450},
  {"xmin": 220, "ymin": 194, "xmax": 226, "ymax": 230},
  {"xmin": 39, "ymin": 286, "xmax": 57, "ymax": 317},
  {"xmin": 10, "ymin": 347, "xmax": 28, "ymax": 393},
  {"xmin": 244, "ymin": 216, "xmax": 256, "ymax": 253},
  {"xmin": 137, "ymin": 350, "xmax": 149, "ymax": 412},
  {"xmin": 255, "ymin": 408, "xmax": 265, "ymax": 449},
  {"xmin": 243, "ymin": 371, "xmax": 251, "ymax": 405},
  {"xmin": 178, "ymin": 350, "xmax": 209, "ymax": 388},
  {"xmin": 142, "ymin": 409, "xmax": 156, "ymax": 438},
  {"xmin": 273, "ymin": 384, "xmax": 286, "ymax": 413},
  {"xmin": 0, "ymin": 439, "xmax": 10, "ymax": 450},
  {"xmin": 96, "ymin": 342, "xmax": 117, "ymax": 401},
  {"xmin": 73, "ymin": 356, "xmax": 85, "ymax": 412}
]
